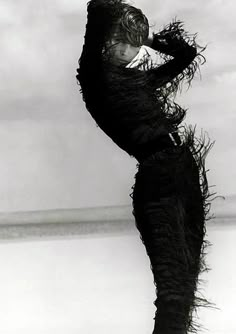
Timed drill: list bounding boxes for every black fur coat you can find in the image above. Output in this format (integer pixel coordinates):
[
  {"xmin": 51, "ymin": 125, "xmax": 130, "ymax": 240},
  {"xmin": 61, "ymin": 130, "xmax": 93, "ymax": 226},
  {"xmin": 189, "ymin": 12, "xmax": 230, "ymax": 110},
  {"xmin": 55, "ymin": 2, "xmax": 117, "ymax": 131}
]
[
  {"xmin": 76, "ymin": 9, "xmax": 207, "ymax": 160},
  {"xmin": 76, "ymin": 2, "xmax": 216, "ymax": 333}
]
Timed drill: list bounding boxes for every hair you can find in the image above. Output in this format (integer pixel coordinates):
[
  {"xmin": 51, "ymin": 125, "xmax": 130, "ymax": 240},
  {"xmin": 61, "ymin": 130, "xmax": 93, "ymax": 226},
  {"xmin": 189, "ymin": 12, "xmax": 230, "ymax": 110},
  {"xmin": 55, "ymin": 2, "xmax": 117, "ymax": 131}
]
[
  {"xmin": 80, "ymin": 1, "xmax": 149, "ymax": 60},
  {"xmin": 77, "ymin": 0, "xmax": 149, "ymax": 100},
  {"xmin": 108, "ymin": 4, "xmax": 149, "ymax": 47}
]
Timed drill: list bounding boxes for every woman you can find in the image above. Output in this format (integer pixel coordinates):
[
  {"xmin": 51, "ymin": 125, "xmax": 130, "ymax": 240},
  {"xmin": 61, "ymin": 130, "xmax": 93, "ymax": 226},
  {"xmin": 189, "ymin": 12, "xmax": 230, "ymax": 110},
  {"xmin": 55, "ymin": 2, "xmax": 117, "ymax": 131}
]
[{"xmin": 76, "ymin": 0, "xmax": 215, "ymax": 333}]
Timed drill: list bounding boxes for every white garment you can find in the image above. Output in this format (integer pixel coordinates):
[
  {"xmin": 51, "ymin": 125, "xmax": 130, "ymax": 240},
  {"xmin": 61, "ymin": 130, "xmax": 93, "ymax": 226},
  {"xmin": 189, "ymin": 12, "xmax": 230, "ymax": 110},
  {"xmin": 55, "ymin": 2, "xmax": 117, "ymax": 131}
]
[{"xmin": 126, "ymin": 45, "xmax": 164, "ymax": 70}]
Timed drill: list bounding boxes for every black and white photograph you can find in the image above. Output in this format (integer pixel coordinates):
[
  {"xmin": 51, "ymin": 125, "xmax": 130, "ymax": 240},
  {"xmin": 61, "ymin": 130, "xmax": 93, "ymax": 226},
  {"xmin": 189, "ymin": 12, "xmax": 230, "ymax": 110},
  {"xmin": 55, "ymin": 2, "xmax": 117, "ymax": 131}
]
[{"xmin": 0, "ymin": 0, "xmax": 235, "ymax": 333}]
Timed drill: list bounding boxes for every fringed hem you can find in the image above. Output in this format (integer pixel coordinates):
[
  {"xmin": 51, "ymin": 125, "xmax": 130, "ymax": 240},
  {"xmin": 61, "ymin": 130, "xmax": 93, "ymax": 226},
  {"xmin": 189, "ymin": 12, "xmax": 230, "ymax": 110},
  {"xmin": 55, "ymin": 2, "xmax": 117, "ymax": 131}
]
[{"xmin": 179, "ymin": 123, "xmax": 218, "ymax": 333}]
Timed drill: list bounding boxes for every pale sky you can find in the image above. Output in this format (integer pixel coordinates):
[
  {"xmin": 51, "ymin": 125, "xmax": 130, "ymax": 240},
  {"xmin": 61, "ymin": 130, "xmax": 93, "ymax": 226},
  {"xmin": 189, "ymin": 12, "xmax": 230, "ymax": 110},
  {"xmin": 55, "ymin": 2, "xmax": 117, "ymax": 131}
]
[{"xmin": 0, "ymin": 0, "xmax": 235, "ymax": 211}]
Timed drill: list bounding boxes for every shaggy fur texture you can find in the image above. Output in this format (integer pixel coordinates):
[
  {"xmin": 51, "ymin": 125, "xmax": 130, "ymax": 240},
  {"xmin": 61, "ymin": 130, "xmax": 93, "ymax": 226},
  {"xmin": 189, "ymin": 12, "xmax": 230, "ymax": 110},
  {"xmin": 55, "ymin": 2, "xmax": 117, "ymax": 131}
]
[{"xmin": 76, "ymin": 1, "xmax": 216, "ymax": 333}]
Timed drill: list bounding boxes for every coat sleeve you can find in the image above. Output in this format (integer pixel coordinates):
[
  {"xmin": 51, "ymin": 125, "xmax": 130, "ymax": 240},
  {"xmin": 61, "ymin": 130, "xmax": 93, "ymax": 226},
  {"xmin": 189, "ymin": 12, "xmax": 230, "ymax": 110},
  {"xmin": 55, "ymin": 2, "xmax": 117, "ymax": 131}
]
[{"xmin": 146, "ymin": 19, "xmax": 206, "ymax": 91}]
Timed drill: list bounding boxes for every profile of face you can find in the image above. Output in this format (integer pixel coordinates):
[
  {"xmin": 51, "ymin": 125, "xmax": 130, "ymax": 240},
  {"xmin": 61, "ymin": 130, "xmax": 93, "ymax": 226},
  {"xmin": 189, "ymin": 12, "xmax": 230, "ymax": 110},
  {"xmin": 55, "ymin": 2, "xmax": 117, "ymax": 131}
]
[
  {"xmin": 106, "ymin": 38, "xmax": 141, "ymax": 66},
  {"xmin": 102, "ymin": 5, "xmax": 149, "ymax": 66},
  {"xmin": 105, "ymin": 28, "xmax": 141, "ymax": 66}
]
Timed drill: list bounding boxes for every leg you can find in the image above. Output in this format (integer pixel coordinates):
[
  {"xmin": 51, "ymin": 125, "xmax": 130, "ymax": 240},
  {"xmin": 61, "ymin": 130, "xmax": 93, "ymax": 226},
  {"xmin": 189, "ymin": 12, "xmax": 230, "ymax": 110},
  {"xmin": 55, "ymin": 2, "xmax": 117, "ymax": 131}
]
[
  {"xmin": 133, "ymin": 195, "xmax": 196, "ymax": 334},
  {"xmin": 130, "ymin": 142, "xmax": 213, "ymax": 333}
]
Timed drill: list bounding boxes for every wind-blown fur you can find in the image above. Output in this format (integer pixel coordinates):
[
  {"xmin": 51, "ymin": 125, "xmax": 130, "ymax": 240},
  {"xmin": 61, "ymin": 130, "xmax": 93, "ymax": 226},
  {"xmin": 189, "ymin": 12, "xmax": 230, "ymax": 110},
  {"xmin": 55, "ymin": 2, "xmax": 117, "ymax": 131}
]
[
  {"xmin": 76, "ymin": 1, "xmax": 216, "ymax": 333},
  {"xmin": 130, "ymin": 124, "xmax": 216, "ymax": 334}
]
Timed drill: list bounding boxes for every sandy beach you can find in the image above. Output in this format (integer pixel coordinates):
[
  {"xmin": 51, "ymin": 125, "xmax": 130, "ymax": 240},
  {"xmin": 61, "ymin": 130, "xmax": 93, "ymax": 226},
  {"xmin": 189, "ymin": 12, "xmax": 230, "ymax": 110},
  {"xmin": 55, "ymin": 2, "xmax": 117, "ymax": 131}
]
[{"xmin": 0, "ymin": 202, "xmax": 235, "ymax": 334}]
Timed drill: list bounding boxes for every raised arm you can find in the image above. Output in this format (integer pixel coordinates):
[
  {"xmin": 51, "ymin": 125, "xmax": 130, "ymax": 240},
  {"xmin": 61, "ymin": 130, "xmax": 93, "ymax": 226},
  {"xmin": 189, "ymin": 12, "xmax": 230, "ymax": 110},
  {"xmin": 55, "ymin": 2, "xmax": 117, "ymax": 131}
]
[{"xmin": 145, "ymin": 20, "xmax": 205, "ymax": 90}]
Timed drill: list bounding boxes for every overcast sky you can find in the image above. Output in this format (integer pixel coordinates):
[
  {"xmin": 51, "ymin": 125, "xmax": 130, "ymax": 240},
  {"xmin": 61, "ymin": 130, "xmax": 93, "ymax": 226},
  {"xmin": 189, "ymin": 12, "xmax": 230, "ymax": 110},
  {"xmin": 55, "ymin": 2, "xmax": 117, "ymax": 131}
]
[{"xmin": 0, "ymin": 0, "xmax": 235, "ymax": 211}]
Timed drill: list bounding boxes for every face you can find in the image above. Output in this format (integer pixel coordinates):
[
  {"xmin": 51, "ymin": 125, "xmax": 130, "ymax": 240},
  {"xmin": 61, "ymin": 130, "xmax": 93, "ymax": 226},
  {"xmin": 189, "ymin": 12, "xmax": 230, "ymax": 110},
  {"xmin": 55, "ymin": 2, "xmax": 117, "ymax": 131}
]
[{"xmin": 106, "ymin": 33, "xmax": 141, "ymax": 66}]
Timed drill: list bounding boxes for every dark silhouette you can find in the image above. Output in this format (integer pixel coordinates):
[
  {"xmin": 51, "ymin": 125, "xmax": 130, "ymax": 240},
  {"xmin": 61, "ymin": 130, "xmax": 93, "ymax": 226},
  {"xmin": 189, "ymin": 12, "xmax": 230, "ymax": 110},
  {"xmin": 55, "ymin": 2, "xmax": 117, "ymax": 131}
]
[{"xmin": 76, "ymin": 1, "xmax": 216, "ymax": 333}]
